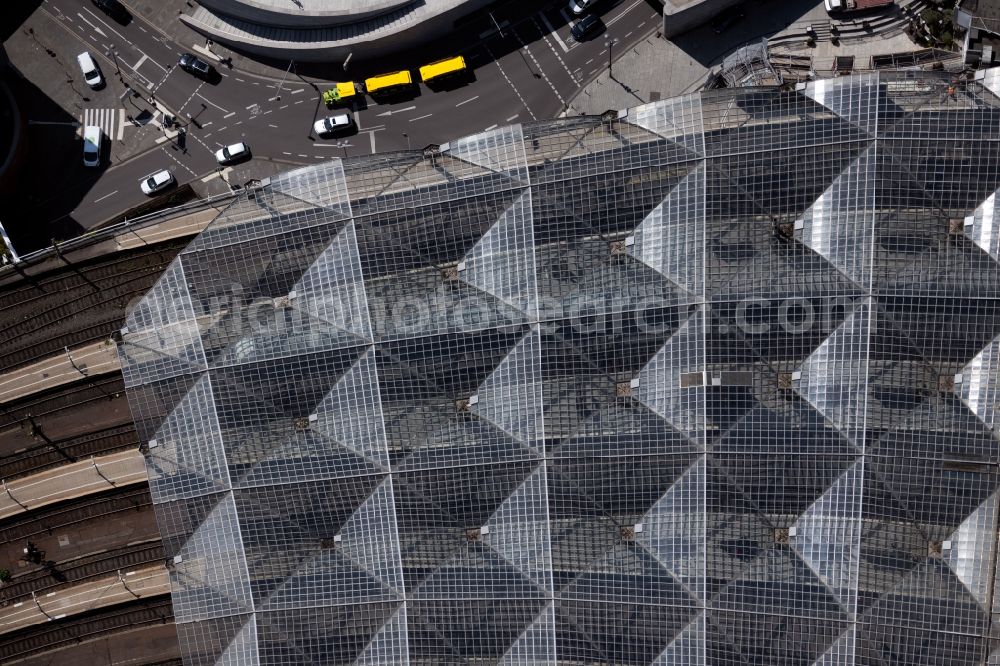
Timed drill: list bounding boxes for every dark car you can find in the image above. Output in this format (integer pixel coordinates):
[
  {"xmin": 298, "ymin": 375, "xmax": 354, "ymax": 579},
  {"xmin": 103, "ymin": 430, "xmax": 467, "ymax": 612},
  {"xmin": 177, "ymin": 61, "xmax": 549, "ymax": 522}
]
[
  {"xmin": 571, "ymin": 14, "xmax": 602, "ymax": 42},
  {"xmin": 179, "ymin": 53, "xmax": 213, "ymax": 78},
  {"xmin": 711, "ymin": 4, "xmax": 745, "ymax": 34},
  {"xmin": 91, "ymin": 0, "xmax": 131, "ymax": 24}
]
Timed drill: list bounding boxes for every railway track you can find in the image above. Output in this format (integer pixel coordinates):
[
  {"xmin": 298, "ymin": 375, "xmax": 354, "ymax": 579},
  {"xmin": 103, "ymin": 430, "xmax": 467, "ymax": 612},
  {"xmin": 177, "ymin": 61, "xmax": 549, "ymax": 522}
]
[
  {"xmin": 0, "ymin": 377, "xmax": 126, "ymax": 432},
  {"xmin": 1, "ymin": 541, "xmax": 164, "ymax": 604},
  {"xmin": 0, "ymin": 596, "xmax": 173, "ymax": 663},
  {"xmin": 0, "ymin": 486, "xmax": 152, "ymax": 547},
  {"xmin": 0, "ymin": 424, "xmax": 140, "ymax": 481},
  {"xmin": 0, "ymin": 240, "xmax": 188, "ymax": 374}
]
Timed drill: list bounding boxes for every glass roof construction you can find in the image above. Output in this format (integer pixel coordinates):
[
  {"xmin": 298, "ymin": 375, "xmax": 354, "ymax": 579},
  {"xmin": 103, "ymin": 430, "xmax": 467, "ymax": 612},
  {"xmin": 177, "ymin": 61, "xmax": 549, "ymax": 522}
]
[{"xmin": 120, "ymin": 68, "xmax": 1000, "ymax": 665}]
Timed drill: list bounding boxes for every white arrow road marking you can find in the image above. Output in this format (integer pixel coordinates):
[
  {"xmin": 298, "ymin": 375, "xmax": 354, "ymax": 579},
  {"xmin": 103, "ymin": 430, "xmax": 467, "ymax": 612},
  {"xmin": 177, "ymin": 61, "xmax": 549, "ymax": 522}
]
[
  {"xmin": 76, "ymin": 13, "xmax": 106, "ymax": 37},
  {"xmin": 376, "ymin": 105, "xmax": 416, "ymax": 117}
]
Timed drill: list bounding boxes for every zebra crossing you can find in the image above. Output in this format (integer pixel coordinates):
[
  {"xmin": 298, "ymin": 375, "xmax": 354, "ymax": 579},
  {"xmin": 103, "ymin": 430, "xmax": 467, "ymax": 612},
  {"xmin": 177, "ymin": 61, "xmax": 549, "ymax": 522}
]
[{"xmin": 80, "ymin": 108, "xmax": 121, "ymax": 141}]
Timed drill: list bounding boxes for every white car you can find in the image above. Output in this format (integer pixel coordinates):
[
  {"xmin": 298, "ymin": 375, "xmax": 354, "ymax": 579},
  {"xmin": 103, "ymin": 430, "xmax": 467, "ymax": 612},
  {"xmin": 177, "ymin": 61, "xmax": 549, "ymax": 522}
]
[
  {"xmin": 77, "ymin": 52, "xmax": 103, "ymax": 88},
  {"xmin": 140, "ymin": 169, "xmax": 175, "ymax": 195},
  {"xmin": 215, "ymin": 142, "xmax": 250, "ymax": 164},
  {"xmin": 313, "ymin": 114, "xmax": 353, "ymax": 136},
  {"xmin": 569, "ymin": 0, "xmax": 596, "ymax": 15}
]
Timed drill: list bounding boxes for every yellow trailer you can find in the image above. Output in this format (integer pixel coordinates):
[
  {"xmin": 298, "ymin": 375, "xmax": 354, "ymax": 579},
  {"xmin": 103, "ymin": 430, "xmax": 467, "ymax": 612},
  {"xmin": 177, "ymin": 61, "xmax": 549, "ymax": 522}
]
[
  {"xmin": 322, "ymin": 81, "xmax": 358, "ymax": 106},
  {"xmin": 364, "ymin": 70, "xmax": 413, "ymax": 95},
  {"xmin": 419, "ymin": 56, "xmax": 467, "ymax": 84}
]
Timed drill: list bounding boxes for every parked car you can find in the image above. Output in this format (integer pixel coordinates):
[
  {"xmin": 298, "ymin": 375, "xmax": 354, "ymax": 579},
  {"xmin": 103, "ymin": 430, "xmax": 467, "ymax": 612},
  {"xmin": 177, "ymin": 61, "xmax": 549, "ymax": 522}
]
[
  {"xmin": 215, "ymin": 142, "xmax": 251, "ymax": 164},
  {"xmin": 140, "ymin": 169, "xmax": 175, "ymax": 195},
  {"xmin": 571, "ymin": 14, "xmax": 602, "ymax": 42},
  {"xmin": 313, "ymin": 114, "xmax": 353, "ymax": 136},
  {"xmin": 91, "ymin": 0, "xmax": 131, "ymax": 23},
  {"xmin": 178, "ymin": 53, "xmax": 213, "ymax": 78},
  {"xmin": 569, "ymin": 0, "xmax": 598, "ymax": 15},
  {"xmin": 76, "ymin": 52, "xmax": 103, "ymax": 88}
]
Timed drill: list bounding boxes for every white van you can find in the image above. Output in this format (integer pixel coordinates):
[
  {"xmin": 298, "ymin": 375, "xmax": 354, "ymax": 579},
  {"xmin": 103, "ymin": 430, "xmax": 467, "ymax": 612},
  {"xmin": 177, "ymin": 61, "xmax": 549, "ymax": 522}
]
[
  {"xmin": 76, "ymin": 52, "xmax": 103, "ymax": 88},
  {"xmin": 83, "ymin": 125, "xmax": 101, "ymax": 167}
]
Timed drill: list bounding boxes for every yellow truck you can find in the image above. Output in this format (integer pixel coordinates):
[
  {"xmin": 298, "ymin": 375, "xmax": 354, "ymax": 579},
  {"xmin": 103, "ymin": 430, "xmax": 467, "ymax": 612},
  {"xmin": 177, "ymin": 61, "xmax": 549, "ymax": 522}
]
[{"xmin": 322, "ymin": 81, "xmax": 358, "ymax": 106}]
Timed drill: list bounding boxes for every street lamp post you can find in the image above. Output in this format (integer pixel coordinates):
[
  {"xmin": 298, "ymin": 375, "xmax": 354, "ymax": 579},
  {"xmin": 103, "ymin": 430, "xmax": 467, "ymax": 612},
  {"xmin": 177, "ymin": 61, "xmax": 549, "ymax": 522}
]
[
  {"xmin": 273, "ymin": 60, "xmax": 293, "ymax": 102},
  {"xmin": 106, "ymin": 44, "xmax": 122, "ymax": 81},
  {"xmin": 606, "ymin": 37, "xmax": 617, "ymax": 80}
]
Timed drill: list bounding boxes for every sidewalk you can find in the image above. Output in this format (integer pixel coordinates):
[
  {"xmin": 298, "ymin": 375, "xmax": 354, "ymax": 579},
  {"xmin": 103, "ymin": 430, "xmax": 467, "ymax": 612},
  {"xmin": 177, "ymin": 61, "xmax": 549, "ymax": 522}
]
[
  {"xmin": 0, "ymin": 341, "xmax": 120, "ymax": 405},
  {"xmin": 567, "ymin": 34, "xmax": 709, "ymax": 116},
  {"xmin": 0, "ymin": 564, "xmax": 168, "ymax": 634},
  {"xmin": 0, "ymin": 449, "xmax": 147, "ymax": 521}
]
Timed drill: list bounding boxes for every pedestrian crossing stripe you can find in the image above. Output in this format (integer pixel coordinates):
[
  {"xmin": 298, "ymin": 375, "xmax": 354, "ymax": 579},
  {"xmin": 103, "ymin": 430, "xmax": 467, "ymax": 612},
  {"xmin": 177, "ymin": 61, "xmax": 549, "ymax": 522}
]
[{"xmin": 80, "ymin": 108, "xmax": 120, "ymax": 141}]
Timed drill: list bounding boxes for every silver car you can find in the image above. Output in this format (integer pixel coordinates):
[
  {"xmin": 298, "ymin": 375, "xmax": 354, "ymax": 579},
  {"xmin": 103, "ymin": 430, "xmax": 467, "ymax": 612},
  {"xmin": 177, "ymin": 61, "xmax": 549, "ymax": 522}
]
[
  {"xmin": 140, "ymin": 169, "xmax": 175, "ymax": 195},
  {"xmin": 313, "ymin": 114, "xmax": 353, "ymax": 136}
]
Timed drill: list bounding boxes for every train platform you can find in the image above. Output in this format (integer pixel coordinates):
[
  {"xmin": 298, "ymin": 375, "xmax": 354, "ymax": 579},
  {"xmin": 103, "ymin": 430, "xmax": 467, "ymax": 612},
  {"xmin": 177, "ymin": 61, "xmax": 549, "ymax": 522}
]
[
  {"xmin": 0, "ymin": 449, "xmax": 147, "ymax": 521},
  {"xmin": 0, "ymin": 341, "xmax": 121, "ymax": 405},
  {"xmin": 0, "ymin": 564, "xmax": 169, "ymax": 635}
]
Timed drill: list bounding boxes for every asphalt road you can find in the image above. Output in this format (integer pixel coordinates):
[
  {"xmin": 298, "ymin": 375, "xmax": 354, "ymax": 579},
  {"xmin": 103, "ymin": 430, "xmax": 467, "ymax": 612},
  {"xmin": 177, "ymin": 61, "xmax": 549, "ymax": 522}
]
[{"xmin": 29, "ymin": 0, "xmax": 662, "ymax": 230}]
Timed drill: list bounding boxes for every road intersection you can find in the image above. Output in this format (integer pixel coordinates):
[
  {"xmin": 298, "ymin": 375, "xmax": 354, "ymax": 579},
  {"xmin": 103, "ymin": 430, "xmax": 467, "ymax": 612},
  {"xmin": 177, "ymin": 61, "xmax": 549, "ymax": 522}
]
[{"xmin": 27, "ymin": 0, "xmax": 661, "ymax": 231}]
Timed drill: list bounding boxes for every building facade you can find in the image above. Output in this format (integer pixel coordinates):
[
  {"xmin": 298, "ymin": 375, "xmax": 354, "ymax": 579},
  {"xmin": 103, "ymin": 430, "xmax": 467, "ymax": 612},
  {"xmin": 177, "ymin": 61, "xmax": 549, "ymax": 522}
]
[{"xmin": 121, "ymin": 69, "xmax": 1000, "ymax": 664}]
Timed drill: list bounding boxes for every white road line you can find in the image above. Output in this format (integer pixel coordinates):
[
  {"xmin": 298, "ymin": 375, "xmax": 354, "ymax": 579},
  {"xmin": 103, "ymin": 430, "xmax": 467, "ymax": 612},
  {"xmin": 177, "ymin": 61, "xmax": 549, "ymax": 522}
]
[
  {"xmin": 217, "ymin": 126, "xmax": 227, "ymax": 132},
  {"xmin": 506, "ymin": 114, "xmax": 519, "ymax": 122},
  {"xmin": 235, "ymin": 78, "xmax": 245, "ymax": 82},
  {"xmin": 201, "ymin": 121, "xmax": 213, "ymax": 127},
  {"xmin": 245, "ymin": 103, "xmax": 257, "ymax": 110},
  {"xmin": 484, "ymin": 123, "xmax": 498, "ymax": 131},
  {"xmin": 512, "ymin": 28, "xmax": 565, "ymax": 105},
  {"xmin": 283, "ymin": 151, "xmax": 292, "ymax": 155},
  {"xmin": 76, "ymin": 13, "xmax": 106, "ymax": 37},
  {"xmin": 279, "ymin": 105, "xmax": 288, "ymax": 110},
  {"xmin": 409, "ymin": 113, "xmax": 433, "ymax": 122},
  {"xmin": 294, "ymin": 99, "xmax": 304, "ymax": 104},
  {"xmin": 198, "ymin": 95, "xmax": 229, "ymax": 114},
  {"xmin": 369, "ymin": 131, "xmax": 376, "ymax": 153},
  {"xmin": 485, "ymin": 45, "xmax": 536, "ymax": 121},
  {"xmin": 223, "ymin": 111, "xmax": 235, "ymax": 119},
  {"xmin": 585, "ymin": 59, "xmax": 594, "ymax": 65},
  {"xmin": 160, "ymin": 148, "xmax": 197, "ymax": 177},
  {"xmin": 117, "ymin": 108, "xmax": 124, "ymax": 140},
  {"xmin": 137, "ymin": 25, "xmax": 147, "ymax": 33},
  {"xmin": 133, "ymin": 54, "xmax": 148, "ymax": 70},
  {"xmin": 606, "ymin": 0, "xmax": 643, "ymax": 28},
  {"xmin": 535, "ymin": 19, "xmax": 579, "ymax": 84},
  {"xmin": 539, "ymin": 12, "xmax": 569, "ymax": 53},
  {"xmin": 291, "ymin": 88, "xmax": 304, "ymax": 94},
  {"xmin": 313, "ymin": 143, "xmax": 340, "ymax": 147},
  {"xmin": 93, "ymin": 190, "xmax": 117, "ymax": 203},
  {"xmin": 624, "ymin": 31, "xmax": 633, "ymax": 38},
  {"xmin": 269, "ymin": 123, "xmax": 279, "ymax": 128},
  {"xmin": 297, "ymin": 154, "xmax": 307, "ymax": 157},
  {"xmin": 455, "ymin": 96, "xmax": 479, "ymax": 107}
]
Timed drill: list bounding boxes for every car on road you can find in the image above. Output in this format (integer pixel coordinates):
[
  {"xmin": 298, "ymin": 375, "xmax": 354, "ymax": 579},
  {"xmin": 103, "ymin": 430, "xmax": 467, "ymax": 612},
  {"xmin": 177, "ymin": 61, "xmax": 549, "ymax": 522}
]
[
  {"xmin": 82, "ymin": 125, "xmax": 102, "ymax": 168},
  {"xmin": 178, "ymin": 53, "xmax": 213, "ymax": 78},
  {"xmin": 314, "ymin": 114, "xmax": 354, "ymax": 137},
  {"xmin": 569, "ymin": 0, "xmax": 598, "ymax": 15},
  {"xmin": 140, "ymin": 169, "xmax": 175, "ymax": 195},
  {"xmin": 91, "ymin": 0, "xmax": 130, "ymax": 24},
  {"xmin": 76, "ymin": 52, "xmax": 103, "ymax": 88},
  {"xmin": 215, "ymin": 142, "xmax": 251, "ymax": 164},
  {"xmin": 571, "ymin": 14, "xmax": 602, "ymax": 42}
]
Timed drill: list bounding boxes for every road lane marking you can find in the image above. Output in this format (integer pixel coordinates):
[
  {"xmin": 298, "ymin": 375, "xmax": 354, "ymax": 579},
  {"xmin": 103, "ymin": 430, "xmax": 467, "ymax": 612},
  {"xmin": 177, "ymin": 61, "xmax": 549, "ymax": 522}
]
[
  {"xmin": 137, "ymin": 25, "xmax": 147, "ymax": 33},
  {"xmin": 294, "ymin": 99, "xmax": 304, "ymax": 104},
  {"xmin": 484, "ymin": 124, "xmax": 498, "ymax": 131},
  {"xmin": 269, "ymin": 123, "xmax": 279, "ymax": 128},
  {"xmin": 409, "ymin": 113, "xmax": 433, "ymax": 122},
  {"xmin": 512, "ymin": 27, "xmax": 565, "ymax": 105},
  {"xmin": 506, "ymin": 114, "xmax": 519, "ymax": 122},
  {"xmin": 606, "ymin": 0, "xmax": 643, "ymax": 28},
  {"xmin": 245, "ymin": 103, "xmax": 257, "ymax": 110},
  {"xmin": 376, "ymin": 105, "xmax": 416, "ymax": 117},
  {"xmin": 223, "ymin": 111, "xmax": 235, "ymax": 118},
  {"xmin": 297, "ymin": 154, "xmax": 307, "ymax": 157},
  {"xmin": 534, "ymin": 19, "xmax": 579, "ymax": 84},
  {"xmin": 133, "ymin": 54, "xmax": 148, "ymax": 70},
  {"xmin": 455, "ymin": 96, "xmax": 479, "ymax": 107},
  {"xmin": 291, "ymin": 88, "xmax": 304, "ymax": 94},
  {"xmin": 76, "ymin": 13, "xmax": 107, "ymax": 37},
  {"xmin": 485, "ymin": 45, "xmax": 536, "ymax": 121},
  {"xmin": 313, "ymin": 143, "xmax": 341, "ymax": 147},
  {"xmin": 283, "ymin": 151, "xmax": 292, "ymax": 155},
  {"xmin": 539, "ymin": 12, "xmax": 569, "ymax": 53},
  {"xmin": 369, "ymin": 131, "xmax": 376, "ymax": 153},
  {"xmin": 117, "ymin": 108, "xmax": 125, "ymax": 140},
  {"xmin": 93, "ymin": 190, "xmax": 118, "ymax": 203},
  {"xmin": 201, "ymin": 121, "xmax": 213, "ymax": 127},
  {"xmin": 198, "ymin": 95, "xmax": 230, "ymax": 113}
]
